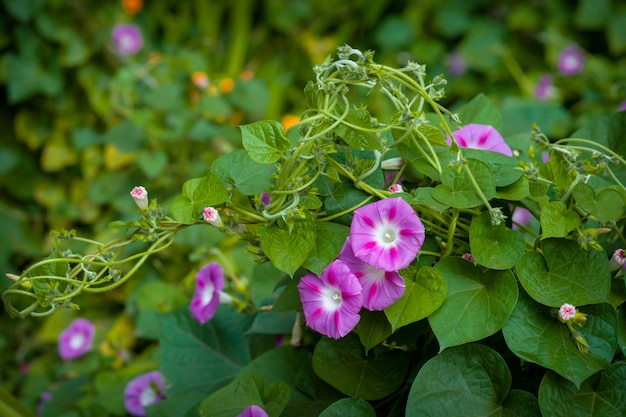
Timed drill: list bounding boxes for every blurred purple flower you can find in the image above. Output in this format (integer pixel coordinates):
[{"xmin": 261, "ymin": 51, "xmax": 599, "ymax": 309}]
[
  {"xmin": 237, "ymin": 405, "xmax": 269, "ymax": 417},
  {"xmin": 124, "ymin": 371, "xmax": 165, "ymax": 416},
  {"xmin": 618, "ymin": 100, "xmax": 626, "ymax": 112},
  {"xmin": 297, "ymin": 260, "xmax": 362, "ymax": 339},
  {"xmin": 350, "ymin": 197, "xmax": 425, "ymax": 272},
  {"xmin": 112, "ymin": 24, "xmax": 143, "ymax": 56},
  {"xmin": 447, "ymin": 124, "xmax": 512, "ymax": 156},
  {"xmin": 190, "ymin": 263, "xmax": 224, "ymax": 324},
  {"xmin": 534, "ymin": 73, "xmax": 555, "ymax": 101},
  {"xmin": 512, "ymin": 207, "xmax": 532, "ymax": 230},
  {"xmin": 446, "ymin": 51, "xmax": 467, "ymax": 76},
  {"xmin": 37, "ymin": 392, "xmax": 52, "ymax": 417},
  {"xmin": 557, "ymin": 46, "xmax": 585, "ymax": 76},
  {"xmin": 338, "ymin": 237, "xmax": 405, "ymax": 311},
  {"xmin": 261, "ymin": 192, "xmax": 271, "ymax": 206},
  {"xmin": 58, "ymin": 318, "xmax": 95, "ymax": 360}
]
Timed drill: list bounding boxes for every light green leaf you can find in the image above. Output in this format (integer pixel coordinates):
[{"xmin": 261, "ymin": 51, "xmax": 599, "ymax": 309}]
[
  {"xmin": 170, "ymin": 195, "xmax": 195, "ymax": 225},
  {"xmin": 334, "ymin": 109, "xmax": 381, "ymax": 150},
  {"xmin": 240, "ymin": 120, "xmax": 290, "ymax": 163},
  {"xmin": 470, "ymin": 211, "xmax": 526, "ymax": 270},
  {"xmin": 456, "ymin": 93, "xmax": 503, "ymax": 131},
  {"xmin": 260, "ymin": 218, "xmax": 316, "ymax": 276},
  {"xmin": 432, "ymin": 159, "xmax": 496, "ymax": 208},
  {"xmin": 502, "ymin": 290, "xmax": 617, "ymax": 388},
  {"xmin": 302, "ymin": 222, "xmax": 350, "ymax": 276},
  {"xmin": 572, "ymin": 183, "xmax": 625, "ymax": 224},
  {"xmin": 191, "ymin": 173, "xmax": 230, "ymax": 210},
  {"xmin": 406, "ymin": 343, "xmax": 540, "ymax": 417},
  {"xmin": 384, "ymin": 266, "xmax": 446, "ymax": 332},
  {"xmin": 429, "ymin": 257, "xmax": 518, "ymax": 350},
  {"xmin": 211, "ymin": 149, "xmax": 276, "ymax": 195},
  {"xmin": 540, "ymin": 201, "xmax": 580, "ymax": 239},
  {"xmin": 515, "ymin": 239, "xmax": 610, "ymax": 307}
]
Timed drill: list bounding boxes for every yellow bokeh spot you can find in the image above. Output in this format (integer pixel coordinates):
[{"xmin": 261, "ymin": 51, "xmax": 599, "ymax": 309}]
[
  {"xmin": 281, "ymin": 114, "xmax": 300, "ymax": 132},
  {"xmin": 104, "ymin": 144, "xmax": 137, "ymax": 171}
]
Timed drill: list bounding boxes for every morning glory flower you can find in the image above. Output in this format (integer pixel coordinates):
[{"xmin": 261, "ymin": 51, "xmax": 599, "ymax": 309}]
[
  {"xmin": 202, "ymin": 207, "xmax": 223, "ymax": 228},
  {"xmin": 350, "ymin": 197, "xmax": 425, "ymax": 272},
  {"xmin": 112, "ymin": 24, "xmax": 143, "ymax": 56},
  {"xmin": 237, "ymin": 405, "xmax": 268, "ymax": 417},
  {"xmin": 610, "ymin": 248, "xmax": 626, "ymax": 272},
  {"xmin": 124, "ymin": 371, "xmax": 165, "ymax": 416},
  {"xmin": 534, "ymin": 73, "xmax": 555, "ymax": 101},
  {"xmin": 558, "ymin": 303, "xmax": 576, "ymax": 322},
  {"xmin": 130, "ymin": 186, "xmax": 149, "ymax": 211},
  {"xmin": 557, "ymin": 45, "xmax": 585, "ymax": 76},
  {"xmin": 388, "ymin": 183, "xmax": 403, "ymax": 193},
  {"xmin": 58, "ymin": 318, "xmax": 95, "ymax": 360},
  {"xmin": 338, "ymin": 237, "xmax": 405, "ymax": 311},
  {"xmin": 297, "ymin": 260, "xmax": 363, "ymax": 339},
  {"xmin": 190, "ymin": 263, "xmax": 233, "ymax": 324},
  {"xmin": 447, "ymin": 124, "xmax": 513, "ymax": 156}
]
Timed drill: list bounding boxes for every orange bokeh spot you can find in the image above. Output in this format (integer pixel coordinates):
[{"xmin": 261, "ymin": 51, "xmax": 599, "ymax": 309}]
[
  {"xmin": 281, "ymin": 114, "xmax": 300, "ymax": 132},
  {"xmin": 122, "ymin": 0, "xmax": 143, "ymax": 14},
  {"xmin": 239, "ymin": 70, "xmax": 255, "ymax": 81},
  {"xmin": 192, "ymin": 71, "xmax": 209, "ymax": 89},
  {"xmin": 219, "ymin": 78, "xmax": 235, "ymax": 94}
]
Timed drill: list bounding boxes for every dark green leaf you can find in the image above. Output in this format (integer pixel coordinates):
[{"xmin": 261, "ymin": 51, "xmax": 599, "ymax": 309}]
[
  {"xmin": 470, "ymin": 211, "xmax": 526, "ymax": 270},
  {"xmin": 354, "ymin": 310, "xmax": 392, "ymax": 353},
  {"xmin": 319, "ymin": 398, "xmax": 376, "ymax": 417},
  {"xmin": 211, "ymin": 149, "xmax": 276, "ymax": 195},
  {"xmin": 302, "ymin": 222, "xmax": 350, "ymax": 276},
  {"xmin": 432, "ymin": 159, "xmax": 496, "ymax": 208}
]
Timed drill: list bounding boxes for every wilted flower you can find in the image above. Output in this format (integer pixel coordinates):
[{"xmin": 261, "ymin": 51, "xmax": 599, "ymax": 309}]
[
  {"xmin": 350, "ymin": 197, "xmax": 425, "ymax": 272},
  {"xmin": 534, "ymin": 73, "xmax": 555, "ymax": 101},
  {"xmin": 297, "ymin": 260, "xmax": 363, "ymax": 339},
  {"xmin": 58, "ymin": 318, "xmax": 95, "ymax": 360},
  {"xmin": 130, "ymin": 186, "xmax": 149, "ymax": 211},
  {"xmin": 124, "ymin": 371, "xmax": 165, "ymax": 416},
  {"xmin": 202, "ymin": 207, "xmax": 223, "ymax": 228},
  {"xmin": 237, "ymin": 405, "xmax": 268, "ymax": 417},
  {"xmin": 190, "ymin": 263, "xmax": 232, "ymax": 324},
  {"xmin": 558, "ymin": 303, "xmax": 576, "ymax": 321},
  {"xmin": 447, "ymin": 124, "xmax": 513, "ymax": 156},
  {"xmin": 388, "ymin": 183, "xmax": 403, "ymax": 193},
  {"xmin": 112, "ymin": 24, "xmax": 143, "ymax": 56},
  {"xmin": 557, "ymin": 45, "xmax": 585, "ymax": 76},
  {"xmin": 338, "ymin": 237, "xmax": 405, "ymax": 311}
]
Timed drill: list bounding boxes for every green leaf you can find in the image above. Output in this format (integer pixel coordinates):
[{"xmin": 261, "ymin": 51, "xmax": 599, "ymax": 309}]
[
  {"xmin": 429, "ymin": 257, "xmax": 518, "ymax": 350},
  {"xmin": 455, "ymin": 93, "xmax": 502, "ymax": 131},
  {"xmin": 572, "ymin": 183, "xmax": 625, "ymax": 224},
  {"xmin": 170, "ymin": 195, "xmax": 195, "ymax": 224},
  {"xmin": 158, "ymin": 307, "xmax": 250, "ymax": 397},
  {"xmin": 539, "ymin": 364, "xmax": 626, "ymax": 417},
  {"xmin": 312, "ymin": 334, "xmax": 410, "ymax": 400},
  {"xmin": 190, "ymin": 173, "xmax": 230, "ymax": 210},
  {"xmin": 211, "ymin": 149, "xmax": 276, "ymax": 195},
  {"xmin": 324, "ymin": 183, "xmax": 370, "ymax": 225},
  {"xmin": 302, "ymin": 222, "xmax": 350, "ymax": 276},
  {"xmin": 501, "ymin": 99, "xmax": 572, "ymax": 138},
  {"xmin": 334, "ymin": 109, "xmax": 381, "ymax": 150},
  {"xmin": 540, "ymin": 201, "xmax": 580, "ymax": 239},
  {"xmin": 470, "ymin": 211, "xmax": 526, "ymax": 270},
  {"xmin": 319, "ymin": 398, "xmax": 376, "ymax": 417},
  {"xmin": 415, "ymin": 124, "xmax": 448, "ymax": 147},
  {"xmin": 619, "ymin": 304, "xmax": 626, "ymax": 357},
  {"xmin": 406, "ymin": 343, "xmax": 540, "ymax": 417},
  {"xmin": 502, "ymin": 290, "xmax": 617, "ymax": 388},
  {"xmin": 137, "ymin": 150, "xmax": 168, "ymax": 179},
  {"xmin": 240, "ymin": 120, "xmax": 290, "ymax": 163},
  {"xmin": 384, "ymin": 266, "xmax": 446, "ymax": 332},
  {"xmin": 432, "ymin": 159, "xmax": 496, "ymax": 208},
  {"xmin": 608, "ymin": 13, "xmax": 626, "ymax": 55},
  {"xmin": 260, "ymin": 218, "xmax": 316, "ymax": 276},
  {"xmin": 515, "ymin": 239, "xmax": 610, "ymax": 307},
  {"xmin": 496, "ymin": 175, "xmax": 530, "ymax": 201},
  {"xmin": 354, "ymin": 310, "xmax": 392, "ymax": 353},
  {"xmin": 197, "ymin": 373, "xmax": 290, "ymax": 417}
]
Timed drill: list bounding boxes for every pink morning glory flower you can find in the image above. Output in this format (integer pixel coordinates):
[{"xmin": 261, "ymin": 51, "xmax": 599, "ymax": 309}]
[
  {"xmin": 58, "ymin": 318, "xmax": 95, "ymax": 360},
  {"xmin": 237, "ymin": 405, "xmax": 268, "ymax": 417},
  {"xmin": 534, "ymin": 73, "xmax": 555, "ymax": 101},
  {"xmin": 350, "ymin": 197, "xmax": 425, "ymax": 272},
  {"xmin": 190, "ymin": 263, "xmax": 228, "ymax": 324},
  {"xmin": 338, "ymin": 237, "xmax": 405, "ymax": 311},
  {"xmin": 557, "ymin": 45, "xmax": 585, "ymax": 76},
  {"xmin": 558, "ymin": 303, "xmax": 576, "ymax": 322},
  {"xmin": 297, "ymin": 260, "xmax": 363, "ymax": 339},
  {"xmin": 512, "ymin": 207, "xmax": 532, "ymax": 230},
  {"xmin": 447, "ymin": 124, "xmax": 513, "ymax": 156},
  {"xmin": 130, "ymin": 186, "xmax": 149, "ymax": 211},
  {"xmin": 124, "ymin": 371, "xmax": 165, "ymax": 416},
  {"xmin": 112, "ymin": 24, "xmax": 144, "ymax": 56}
]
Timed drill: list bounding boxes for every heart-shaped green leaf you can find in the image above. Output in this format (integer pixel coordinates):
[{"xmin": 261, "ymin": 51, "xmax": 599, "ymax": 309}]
[
  {"xmin": 538, "ymin": 364, "xmax": 626, "ymax": 417},
  {"xmin": 432, "ymin": 159, "xmax": 496, "ymax": 208},
  {"xmin": 259, "ymin": 218, "xmax": 315, "ymax": 276},
  {"xmin": 429, "ymin": 257, "xmax": 518, "ymax": 350},
  {"xmin": 502, "ymin": 290, "xmax": 617, "ymax": 388},
  {"xmin": 540, "ymin": 201, "xmax": 580, "ymax": 239},
  {"xmin": 406, "ymin": 343, "xmax": 540, "ymax": 416},
  {"xmin": 516, "ymin": 238, "xmax": 610, "ymax": 307},
  {"xmin": 354, "ymin": 310, "xmax": 392, "ymax": 354},
  {"xmin": 470, "ymin": 211, "xmax": 526, "ymax": 270},
  {"xmin": 319, "ymin": 398, "xmax": 376, "ymax": 417},
  {"xmin": 211, "ymin": 149, "xmax": 276, "ymax": 195},
  {"xmin": 240, "ymin": 120, "xmax": 290, "ymax": 163},
  {"xmin": 302, "ymin": 222, "xmax": 350, "ymax": 276},
  {"xmin": 384, "ymin": 266, "xmax": 446, "ymax": 332},
  {"xmin": 572, "ymin": 183, "xmax": 625, "ymax": 224}
]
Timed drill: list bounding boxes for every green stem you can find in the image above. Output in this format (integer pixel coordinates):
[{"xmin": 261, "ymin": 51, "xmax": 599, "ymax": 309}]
[{"xmin": 225, "ymin": 0, "xmax": 252, "ymax": 77}]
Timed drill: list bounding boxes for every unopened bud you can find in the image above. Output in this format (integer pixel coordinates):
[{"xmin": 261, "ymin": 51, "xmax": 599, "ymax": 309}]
[
  {"xmin": 610, "ymin": 249, "xmax": 626, "ymax": 272},
  {"xmin": 202, "ymin": 207, "xmax": 223, "ymax": 228},
  {"xmin": 381, "ymin": 157, "xmax": 404, "ymax": 170},
  {"xmin": 130, "ymin": 186, "xmax": 149, "ymax": 211},
  {"xmin": 388, "ymin": 184, "xmax": 403, "ymax": 193},
  {"xmin": 5, "ymin": 273, "xmax": 20, "ymax": 282},
  {"xmin": 558, "ymin": 303, "xmax": 576, "ymax": 322},
  {"xmin": 573, "ymin": 332, "xmax": 590, "ymax": 354},
  {"xmin": 291, "ymin": 312, "xmax": 302, "ymax": 347}
]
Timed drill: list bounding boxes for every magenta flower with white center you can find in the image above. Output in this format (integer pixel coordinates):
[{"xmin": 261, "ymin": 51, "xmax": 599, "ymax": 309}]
[
  {"xmin": 58, "ymin": 318, "xmax": 95, "ymax": 360},
  {"xmin": 338, "ymin": 237, "xmax": 405, "ymax": 311},
  {"xmin": 557, "ymin": 45, "xmax": 585, "ymax": 76},
  {"xmin": 558, "ymin": 303, "xmax": 576, "ymax": 322},
  {"xmin": 446, "ymin": 124, "xmax": 513, "ymax": 156},
  {"xmin": 124, "ymin": 371, "xmax": 165, "ymax": 416},
  {"xmin": 112, "ymin": 24, "xmax": 143, "ymax": 56},
  {"xmin": 203, "ymin": 206, "xmax": 223, "ymax": 228},
  {"xmin": 190, "ymin": 263, "xmax": 225, "ymax": 324},
  {"xmin": 237, "ymin": 405, "xmax": 268, "ymax": 417},
  {"xmin": 297, "ymin": 260, "xmax": 363, "ymax": 339},
  {"xmin": 350, "ymin": 197, "xmax": 425, "ymax": 272},
  {"xmin": 130, "ymin": 186, "xmax": 149, "ymax": 211}
]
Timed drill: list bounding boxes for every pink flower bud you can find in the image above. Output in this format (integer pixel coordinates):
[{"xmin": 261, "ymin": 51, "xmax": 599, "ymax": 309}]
[
  {"xmin": 130, "ymin": 186, "xmax": 149, "ymax": 211},
  {"xmin": 203, "ymin": 207, "xmax": 223, "ymax": 228},
  {"xmin": 558, "ymin": 303, "xmax": 576, "ymax": 322},
  {"xmin": 388, "ymin": 184, "xmax": 403, "ymax": 193},
  {"xmin": 610, "ymin": 248, "xmax": 626, "ymax": 272},
  {"xmin": 462, "ymin": 253, "xmax": 475, "ymax": 263}
]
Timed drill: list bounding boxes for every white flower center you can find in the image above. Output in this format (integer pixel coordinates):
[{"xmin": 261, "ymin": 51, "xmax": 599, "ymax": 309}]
[
  {"xmin": 69, "ymin": 333, "xmax": 85, "ymax": 350},
  {"xmin": 377, "ymin": 223, "xmax": 398, "ymax": 245},
  {"xmin": 322, "ymin": 287, "xmax": 342, "ymax": 310},
  {"xmin": 139, "ymin": 387, "xmax": 157, "ymax": 407},
  {"xmin": 120, "ymin": 36, "xmax": 134, "ymax": 52},
  {"xmin": 201, "ymin": 282, "xmax": 215, "ymax": 306},
  {"xmin": 563, "ymin": 55, "xmax": 580, "ymax": 71}
]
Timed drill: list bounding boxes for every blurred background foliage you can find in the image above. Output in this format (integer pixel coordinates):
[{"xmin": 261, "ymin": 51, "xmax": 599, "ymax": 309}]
[{"xmin": 1, "ymin": 0, "xmax": 625, "ymax": 413}]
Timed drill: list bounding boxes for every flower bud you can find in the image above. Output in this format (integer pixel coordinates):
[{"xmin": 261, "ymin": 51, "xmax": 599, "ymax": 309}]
[
  {"xmin": 381, "ymin": 157, "xmax": 404, "ymax": 170},
  {"xmin": 290, "ymin": 312, "xmax": 302, "ymax": 348},
  {"xmin": 202, "ymin": 207, "xmax": 223, "ymax": 228},
  {"xmin": 388, "ymin": 183, "xmax": 403, "ymax": 193},
  {"xmin": 610, "ymin": 248, "xmax": 626, "ymax": 272},
  {"xmin": 130, "ymin": 186, "xmax": 149, "ymax": 211},
  {"xmin": 558, "ymin": 303, "xmax": 576, "ymax": 322}
]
